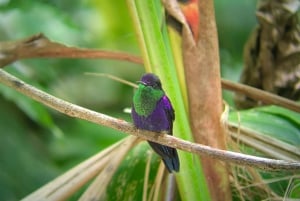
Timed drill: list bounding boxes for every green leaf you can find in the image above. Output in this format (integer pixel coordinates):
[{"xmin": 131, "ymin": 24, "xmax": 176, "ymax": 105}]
[
  {"xmin": 0, "ymin": 99, "xmax": 59, "ymax": 200},
  {"xmin": 258, "ymin": 105, "xmax": 300, "ymax": 126},
  {"xmin": 127, "ymin": 0, "xmax": 211, "ymax": 200},
  {"xmin": 229, "ymin": 106, "xmax": 300, "ymax": 146},
  {"xmin": 0, "ymin": 83, "xmax": 62, "ymax": 137},
  {"xmin": 106, "ymin": 143, "xmax": 160, "ymax": 201}
]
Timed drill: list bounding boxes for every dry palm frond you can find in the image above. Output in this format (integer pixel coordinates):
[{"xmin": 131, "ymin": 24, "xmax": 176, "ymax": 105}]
[
  {"xmin": 228, "ymin": 124, "xmax": 300, "ymax": 161},
  {"xmin": 228, "ymin": 122, "xmax": 300, "ymax": 200},
  {"xmin": 143, "ymin": 151, "xmax": 153, "ymax": 201},
  {"xmin": 22, "ymin": 136, "xmax": 140, "ymax": 201},
  {"xmin": 79, "ymin": 136, "xmax": 140, "ymax": 201},
  {"xmin": 149, "ymin": 163, "xmax": 165, "ymax": 201}
]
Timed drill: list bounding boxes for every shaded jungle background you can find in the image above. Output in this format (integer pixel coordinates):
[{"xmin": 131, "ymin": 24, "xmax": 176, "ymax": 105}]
[{"xmin": 0, "ymin": 0, "xmax": 259, "ymax": 200}]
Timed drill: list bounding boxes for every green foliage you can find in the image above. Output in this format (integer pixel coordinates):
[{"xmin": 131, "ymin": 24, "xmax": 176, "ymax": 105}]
[
  {"xmin": 106, "ymin": 142, "xmax": 160, "ymax": 201},
  {"xmin": 229, "ymin": 106, "xmax": 300, "ymax": 146},
  {"xmin": 0, "ymin": 99, "xmax": 59, "ymax": 200},
  {"xmin": 229, "ymin": 106, "xmax": 300, "ymax": 199},
  {"xmin": 0, "ymin": 1, "xmax": 138, "ymax": 200},
  {"xmin": 49, "ymin": 117, "xmax": 127, "ymax": 169},
  {"xmin": 0, "ymin": 0, "xmax": 298, "ymax": 201},
  {"xmin": 127, "ymin": 0, "xmax": 211, "ymax": 200}
]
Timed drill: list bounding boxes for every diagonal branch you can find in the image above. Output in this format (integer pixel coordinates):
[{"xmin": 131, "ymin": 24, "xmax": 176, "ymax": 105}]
[
  {"xmin": 0, "ymin": 69, "xmax": 299, "ymax": 171},
  {"xmin": 0, "ymin": 33, "xmax": 142, "ymax": 68},
  {"xmin": 221, "ymin": 79, "xmax": 300, "ymax": 113}
]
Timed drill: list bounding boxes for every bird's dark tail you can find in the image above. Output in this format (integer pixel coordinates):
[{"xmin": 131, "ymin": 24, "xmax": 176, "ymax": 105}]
[
  {"xmin": 161, "ymin": 150, "xmax": 180, "ymax": 173},
  {"xmin": 148, "ymin": 141, "xmax": 180, "ymax": 173}
]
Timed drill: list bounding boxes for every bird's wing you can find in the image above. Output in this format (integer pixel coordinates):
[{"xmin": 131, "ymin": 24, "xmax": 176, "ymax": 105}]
[{"xmin": 161, "ymin": 95, "xmax": 175, "ymax": 134}]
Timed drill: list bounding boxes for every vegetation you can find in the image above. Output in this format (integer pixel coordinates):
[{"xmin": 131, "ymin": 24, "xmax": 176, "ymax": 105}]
[{"xmin": 0, "ymin": 0, "xmax": 299, "ymax": 200}]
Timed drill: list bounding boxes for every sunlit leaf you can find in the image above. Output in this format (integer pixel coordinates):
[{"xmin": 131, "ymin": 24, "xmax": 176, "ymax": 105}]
[
  {"xmin": 127, "ymin": 0, "xmax": 211, "ymax": 200},
  {"xmin": 229, "ymin": 106, "xmax": 300, "ymax": 146}
]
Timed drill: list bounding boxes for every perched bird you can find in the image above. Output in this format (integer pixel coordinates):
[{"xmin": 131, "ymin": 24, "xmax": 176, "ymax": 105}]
[{"xmin": 131, "ymin": 73, "xmax": 180, "ymax": 172}]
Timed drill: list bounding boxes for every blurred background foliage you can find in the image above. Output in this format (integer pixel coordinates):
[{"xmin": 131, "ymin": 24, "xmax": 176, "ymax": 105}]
[{"xmin": 3, "ymin": 0, "xmax": 297, "ymax": 200}]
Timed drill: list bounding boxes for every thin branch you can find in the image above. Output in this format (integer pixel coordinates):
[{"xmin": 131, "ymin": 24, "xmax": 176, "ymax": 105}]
[
  {"xmin": 84, "ymin": 72, "xmax": 138, "ymax": 88},
  {"xmin": 221, "ymin": 79, "xmax": 300, "ymax": 113},
  {"xmin": 0, "ymin": 33, "xmax": 143, "ymax": 68},
  {"xmin": 0, "ymin": 69, "xmax": 299, "ymax": 171}
]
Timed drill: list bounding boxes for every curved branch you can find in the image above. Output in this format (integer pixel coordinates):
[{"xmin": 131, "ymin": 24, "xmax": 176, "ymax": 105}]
[
  {"xmin": 0, "ymin": 33, "xmax": 143, "ymax": 68},
  {"xmin": 0, "ymin": 69, "xmax": 299, "ymax": 171}
]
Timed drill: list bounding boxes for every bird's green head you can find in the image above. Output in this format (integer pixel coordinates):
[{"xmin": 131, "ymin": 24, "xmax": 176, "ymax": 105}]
[{"xmin": 133, "ymin": 73, "xmax": 164, "ymax": 116}]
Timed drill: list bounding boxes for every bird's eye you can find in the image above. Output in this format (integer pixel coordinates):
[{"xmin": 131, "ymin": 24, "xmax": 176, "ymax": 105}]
[{"xmin": 152, "ymin": 82, "xmax": 161, "ymax": 89}]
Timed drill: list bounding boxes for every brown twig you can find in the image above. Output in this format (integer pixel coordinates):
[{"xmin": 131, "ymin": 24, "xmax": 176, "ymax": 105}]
[
  {"xmin": 221, "ymin": 79, "xmax": 300, "ymax": 113},
  {"xmin": 0, "ymin": 69, "xmax": 299, "ymax": 171},
  {"xmin": 0, "ymin": 33, "xmax": 143, "ymax": 68}
]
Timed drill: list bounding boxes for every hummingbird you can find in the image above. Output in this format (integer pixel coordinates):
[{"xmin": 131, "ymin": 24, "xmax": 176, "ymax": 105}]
[{"xmin": 131, "ymin": 73, "xmax": 180, "ymax": 172}]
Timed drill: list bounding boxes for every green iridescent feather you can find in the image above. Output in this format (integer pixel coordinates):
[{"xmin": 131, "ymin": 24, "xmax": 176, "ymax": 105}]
[{"xmin": 133, "ymin": 84, "xmax": 164, "ymax": 117}]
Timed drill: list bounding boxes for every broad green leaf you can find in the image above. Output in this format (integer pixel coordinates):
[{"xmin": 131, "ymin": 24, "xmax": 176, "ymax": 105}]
[
  {"xmin": 0, "ymin": 99, "xmax": 59, "ymax": 200},
  {"xmin": 259, "ymin": 105, "xmax": 300, "ymax": 126},
  {"xmin": 229, "ymin": 106, "xmax": 300, "ymax": 198},
  {"xmin": 106, "ymin": 142, "xmax": 160, "ymax": 201},
  {"xmin": 229, "ymin": 106, "xmax": 300, "ymax": 146},
  {"xmin": 49, "ymin": 118, "xmax": 126, "ymax": 169},
  {"xmin": 0, "ymin": 83, "xmax": 62, "ymax": 137},
  {"xmin": 127, "ymin": 0, "xmax": 211, "ymax": 200}
]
